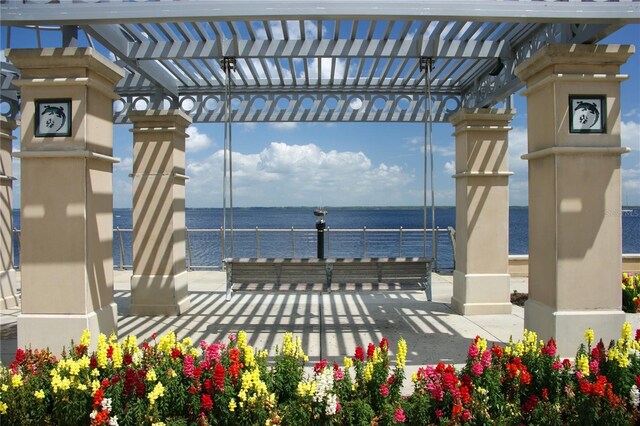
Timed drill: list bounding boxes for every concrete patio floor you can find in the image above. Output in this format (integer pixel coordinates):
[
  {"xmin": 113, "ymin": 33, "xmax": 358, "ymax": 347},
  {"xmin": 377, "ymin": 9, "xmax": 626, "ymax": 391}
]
[{"xmin": 4, "ymin": 270, "xmax": 638, "ymax": 392}]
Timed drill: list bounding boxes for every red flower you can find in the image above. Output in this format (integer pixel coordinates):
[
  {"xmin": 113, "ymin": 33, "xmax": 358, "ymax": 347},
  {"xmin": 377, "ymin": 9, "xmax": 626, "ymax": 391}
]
[
  {"xmin": 189, "ymin": 386, "xmax": 197, "ymax": 395},
  {"xmin": 379, "ymin": 337, "xmax": 389, "ymax": 352},
  {"xmin": 75, "ymin": 344, "xmax": 87, "ymax": 358},
  {"xmin": 367, "ymin": 343, "xmax": 376, "ymax": 360},
  {"xmin": 123, "ymin": 353, "xmax": 133, "ymax": 366},
  {"xmin": 393, "ymin": 408, "xmax": 406, "ymax": 423},
  {"xmin": 314, "ymin": 360, "xmax": 328, "ymax": 374},
  {"xmin": 89, "ymin": 356, "xmax": 98, "ymax": 369},
  {"xmin": 522, "ymin": 395, "xmax": 538, "ymax": 414},
  {"xmin": 106, "ymin": 346, "xmax": 114, "ymax": 360},
  {"xmin": 542, "ymin": 387, "xmax": 549, "ymax": 400},
  {"xmin": 354, "ymin": 346, "xmax": 365, "ymax": 362},
  {"xmin": 101, "ymin": 378, "xmax": 110, "ymax": 388},
  {"xmin": 214, "ymin": 363, "xmax": 226, "ymax": 391},
  {"xmin": 379, "ymin": 384, "xmax": 389, "ymax": 397},
  {"xmin": 171, "ymin": 348, "xmax": 182, "ymax": 359},
  {"xmin": 93, "ymin": 388, "xmax": 105, "ymax": 410},
  {"xmin": 201, "ymin": 394, "xmax": 213, "ymax": 411},
  {"xmin": 491, "ymin": 345, "xmax": 503, "ymax": 358}
]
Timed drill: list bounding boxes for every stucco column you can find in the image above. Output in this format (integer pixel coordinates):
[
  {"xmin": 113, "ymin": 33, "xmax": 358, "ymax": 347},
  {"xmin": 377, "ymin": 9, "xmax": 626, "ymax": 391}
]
[
  {"xmin": 515, "ymin": 44, "xmax": 634, "ymax": 356},
  {"xmin": 128, "ymin": 110, "xmax": 190, "ymax": 316},
  {"xmin": 0, "ymin": 116, "xmax": 19, "ymax": 309},
  {"xmin": 450, "ymin": 108, "xmax": 514, "ymax": 315},
  {"xmin": 7, "ymin": 48, "xmax": 124, "ymax": 353}
]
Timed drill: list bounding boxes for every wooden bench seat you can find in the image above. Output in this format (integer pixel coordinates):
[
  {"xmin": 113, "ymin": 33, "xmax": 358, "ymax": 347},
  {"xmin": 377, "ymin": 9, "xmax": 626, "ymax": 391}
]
[{"xmin": 224, "ymin": 257, "xmax": 432, "ymax": 301}]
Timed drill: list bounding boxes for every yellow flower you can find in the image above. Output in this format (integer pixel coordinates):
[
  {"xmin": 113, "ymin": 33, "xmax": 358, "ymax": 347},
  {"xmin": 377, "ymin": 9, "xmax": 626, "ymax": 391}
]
[
  {"xmin": 237, "ymin": 330, "xmax": 248, "ymax": 351},
  {"xmin": 80, "ymin": 329, "xmax": 91, "ymax": 348},
  {"xmin": 396, "ymin": 338, "xmax": 407, "ymax": 369},
  {"xmin": 228, "ymin": 398, "xmax": 237, "ymax": 412},
  {"xmin": 622, "ymin": 322, "xmax": 632, "ymax": 342},
  {"xmin": 11, "ymin": 374, "xmax": 23, "ymax": 388},
  {"xmin": 91, "ymin": 380, "xmax": 100, "ymax": 393},
  {"xmin": 411, "ymin": 372, "xmax": 418, "ymax": 383},
  {"xmin": 158, "ymin": 332, "xmax": 177, "ymax": 354},
  {"xmin": 146, "ymin": 369, "xmax": 157, "ymax": 382},
  {"xmin": 372, "ymin": 347, "xmax": 383, "ymax": 364},
  {"xmin": 34, "ymin": 389, "xmax": 45, "ymax": 399},
  {"xmin": 77, "ymin": 383, "xmax": 87, "ymax": 391},
  {"xmin": 576, "ymin": 354, "xmax": 590, "ymax": 377},
  {"xmin": 1, "ymin": 384, "xmax": 8, "ymax": 391},
  {"xmin": 0, "ymin": 401, "xmax": 7, "ymax": 415},
  {"xmin": 96, "ymin": 334, "xmax": 108, "ymax": 368},
  {"xmin": 148, "ymin": 382, "xmax": 165, "ymax": 406},
  {"xmin": 343, "ymin": 356, "xmax": 353, "ymax": 369},
  {"xmin": 585, "ymin": 328, "xmax": 595, "ymax": 346},
  {"xmin": 364, "ymin": 362, "xmax": 373, "ymax": 382},
  {"xmin": 152, "ymin": 423, "xmax": 166, "ymax": 426}
]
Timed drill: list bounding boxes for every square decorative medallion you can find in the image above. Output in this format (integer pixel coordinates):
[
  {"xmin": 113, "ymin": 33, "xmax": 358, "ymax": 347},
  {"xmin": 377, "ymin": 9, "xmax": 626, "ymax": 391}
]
[
  {"xmin": 35, "ymin": 99, "xmax": 72, "ymax": 137},
  {"xmin": 569, "ymin": 95, "xmax": 606, "ymax": 134}
]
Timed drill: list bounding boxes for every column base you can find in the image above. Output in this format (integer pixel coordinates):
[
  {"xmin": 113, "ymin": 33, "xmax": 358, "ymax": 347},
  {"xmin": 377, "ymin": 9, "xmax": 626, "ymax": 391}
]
[
  {"xmin": 524, "ymin": 298, "xmax": 626, "ymax": 358},
  {"xmin": 129, "ymin": 271, "xmax": 190, "ymax": 316},
  {"xmin": 17, "ymin": 302, "xmax": 118, "ymax": 354},
  {"xmin": 0, "ymin": 269, "xmax": 20, "ymax": 309},
  {"xmin": 451, "ymin": 270, "xmax": 512, "ymax": 315}
]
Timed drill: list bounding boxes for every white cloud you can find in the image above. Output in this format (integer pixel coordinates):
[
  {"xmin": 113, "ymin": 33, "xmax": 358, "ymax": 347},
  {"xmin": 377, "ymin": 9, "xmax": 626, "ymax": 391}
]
[
  {"xmin": 304, "ymin": 58, "xmax": 347, "ymax": 80},
  {"xmin": 444, "ymin": 161, "xmax": 456, "ymax": 176},
  {"xmin": 622, "ymin": 120, "xmax": 640, "ymax": 150},
  {"xmin": 269, "ymin": 122, "xmax": 297, "ymax": 130},
  {"xmin": 186, "ymin": 126, "xmax": 215, "ymax": 152},
  {"xmin": 254, "ymin": 20, "xmax": 324, "ymax": 40},
  {"xmin": 186, "ymin": 142, "xmax": 413, "ymax": 207}
]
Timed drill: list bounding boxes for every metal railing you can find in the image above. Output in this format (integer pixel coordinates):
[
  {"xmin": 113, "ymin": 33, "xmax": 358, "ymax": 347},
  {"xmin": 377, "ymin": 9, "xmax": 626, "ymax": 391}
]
[{"xmin": 12, "ymin": 227, "xmax": 456, "ymax": 272}]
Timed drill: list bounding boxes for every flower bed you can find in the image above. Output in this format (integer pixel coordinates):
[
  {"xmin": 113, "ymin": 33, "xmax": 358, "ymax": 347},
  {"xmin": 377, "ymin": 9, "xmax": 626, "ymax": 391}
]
[
  {"xmin": 622, "ymin": 273, "xmax": 640, "ymax": 313},
  {"xmin": 2, "ymin": 324, "xmax": 640, "ymax": 425}
]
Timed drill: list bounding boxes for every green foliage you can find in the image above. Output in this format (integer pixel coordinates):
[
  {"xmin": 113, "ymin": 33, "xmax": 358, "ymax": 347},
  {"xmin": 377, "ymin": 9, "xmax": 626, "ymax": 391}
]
[{"xmin": 3, "ymin": 326, "xmax": 640, "ymax": 425}]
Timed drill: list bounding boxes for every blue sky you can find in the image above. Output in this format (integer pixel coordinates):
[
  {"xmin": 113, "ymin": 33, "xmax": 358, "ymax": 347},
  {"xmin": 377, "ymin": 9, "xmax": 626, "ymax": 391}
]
[{"xmin": 3, "ymin": 24, "xmax": 639, "ymax": 208}]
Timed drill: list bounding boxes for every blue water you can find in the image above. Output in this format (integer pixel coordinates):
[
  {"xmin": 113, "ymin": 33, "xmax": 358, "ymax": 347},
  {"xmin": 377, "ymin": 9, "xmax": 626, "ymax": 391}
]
[{"xmin": 11, "ymin": 206, "xmax": 640, "ymax": 271}]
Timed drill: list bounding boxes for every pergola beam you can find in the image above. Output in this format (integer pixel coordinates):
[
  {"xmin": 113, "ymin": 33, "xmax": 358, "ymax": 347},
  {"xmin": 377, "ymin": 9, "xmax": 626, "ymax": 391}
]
[
  {"xmin": 126, "ymin": 37, "xmax": 510, "ymax": 60},
  {"xmin": 84, "ymin": 24, "xmax": 179, "ymax": 97},
  {"xmin": 2, "ymin": 0, "xmax": 638, "ymax": 25}
]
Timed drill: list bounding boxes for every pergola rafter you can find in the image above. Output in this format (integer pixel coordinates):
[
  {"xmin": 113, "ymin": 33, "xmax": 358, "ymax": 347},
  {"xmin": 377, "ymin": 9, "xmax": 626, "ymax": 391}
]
[{"xmin": 1, "ymin": 0, "xmax": 638, "ymax": 123}]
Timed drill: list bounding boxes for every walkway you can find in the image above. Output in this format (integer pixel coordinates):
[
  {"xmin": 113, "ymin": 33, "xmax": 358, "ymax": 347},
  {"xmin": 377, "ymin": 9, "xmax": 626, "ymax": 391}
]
[{"xmin": 1, "ymin": 270, "xmax": 529, "ymax": 365}]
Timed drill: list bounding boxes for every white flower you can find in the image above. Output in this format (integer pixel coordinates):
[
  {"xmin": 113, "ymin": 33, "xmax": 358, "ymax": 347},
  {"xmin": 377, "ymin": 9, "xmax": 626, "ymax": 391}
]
[
  {"xmin": 325, "ymin": 393, "xmax": 339, "ymax": 416},
  {"xmin": 630, "ymin": 385, "xmax": 640, "ymax": 408},
  {"xmin": 90, "ymin": 410, "xmax": 97, "ymax": 420},
  {"xmin": 109, "ymin": 416, "xmax": 119, "ymax": 426},
  {"xmin": 101, "ymin": 397, "xmax": 113, "ymax": 410}
]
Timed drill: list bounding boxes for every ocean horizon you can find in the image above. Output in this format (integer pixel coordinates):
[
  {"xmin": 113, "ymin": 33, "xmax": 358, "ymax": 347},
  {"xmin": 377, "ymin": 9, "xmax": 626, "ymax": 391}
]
[{"xmin": 11, "ymin": 206, "xmax": 640, "ymax": 271}]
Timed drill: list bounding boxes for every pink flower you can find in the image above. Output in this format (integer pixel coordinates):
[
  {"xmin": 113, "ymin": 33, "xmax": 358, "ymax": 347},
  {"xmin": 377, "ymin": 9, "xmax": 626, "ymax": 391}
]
[
  {"xmin": 380, "ymin": 384, "xmax": 390, "ymax": 397},
  {"xmin": 333, "ymin": 367, "xmax": 344, "ymax": 381},
  {"xmin": 552, "ymin": 360, "xmax": 562, "ymax": 370},
  {"xmin": 589, "ymin": 360, "xmax": 600, "ymax": 376},
  {"xmin": 481, "ymin": 350, "xmax": 492, "ymax": 367},
  {"xmin": 461, "ymin": 409, "xmax": 472, "ymax": 422},
  {"xmin": 435, "ymin": 408, "xmax": 443, "ymax": 418},
  {"xmin": 183, "ymin": 355, "xmax": 195, "ymax": 378},
  {"xmin": 394, "ymin": 408, "xmax": 406, "ymax": 423},
  {"xmin": 467, "ymin": 344, "xmax": 479, "ymax": 359},
  {"xmin": 471, "ymin": 362, "xmax": 484, "ymax": 376}
]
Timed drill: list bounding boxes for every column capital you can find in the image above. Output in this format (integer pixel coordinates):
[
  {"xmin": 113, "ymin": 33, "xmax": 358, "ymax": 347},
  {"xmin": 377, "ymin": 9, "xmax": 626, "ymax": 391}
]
[
  {"xmin": 0, "ymin": 116, "xmax": 18, "ymax": 133},
  {"xmin": 515, "ymin": 44, "xmax": 635, "ymax": 84},
  {"xmin": 449, "ymin": 108, "xmax": 515, "ymax": 128},
  {"xmin": 6, "ymin": 47, "xmax": 124, "ymax": 85},
  {"xmin": 128, "ymin": 109, "xmax": 192, "ymax": 130}
]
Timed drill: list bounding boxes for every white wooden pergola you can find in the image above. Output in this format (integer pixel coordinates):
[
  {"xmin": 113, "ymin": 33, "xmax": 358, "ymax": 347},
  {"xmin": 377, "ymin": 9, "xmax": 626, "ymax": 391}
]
[
  {"xmin": 2, "ymin": 1, "xmax": 637, "ymax": 123},
  {"xmin": 0, "ymin": 1, "xmax": 638, "ymax": 356}
]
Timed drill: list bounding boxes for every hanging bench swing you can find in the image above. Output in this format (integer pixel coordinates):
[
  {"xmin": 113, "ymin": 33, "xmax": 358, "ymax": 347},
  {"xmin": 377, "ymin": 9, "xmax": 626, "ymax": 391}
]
[{"xmin": 221, "ymin": 57, "xmax": 434, "ymax": 302}]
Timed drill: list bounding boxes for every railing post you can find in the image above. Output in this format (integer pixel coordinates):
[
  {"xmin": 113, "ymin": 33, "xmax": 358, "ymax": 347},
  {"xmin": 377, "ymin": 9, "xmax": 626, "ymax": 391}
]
[
  {"xmin": 363, "ymin": 226, "xmax": 367, "ymax": 257},
  {"xmin": 399, "ymin": 226, "xmax": 403, "ymax": 257},
  {"xmin": 434, "ymin": 226, "xmax": 439, "ymax": 272},
  {"xmin": 116, "ymin": 227, "xmax": 124, "ymax": 271},
  {"xmin": 291, "ymin": 226, "xmax": 295, "ymax": 257},
  {"xmin": 220, "ymin": 226, "xmax": 225, "ymax": 269},
  {"xmin": 327, "ymin": 226, "xmax": 331, "ymax": 257},
  {"xmin": 256, "ymin": 227, "xmax": 260, "ymax": 258},
  {"xmin": 13, "ymin": 228, "xmax": 21, "ymax": 270},
  {"xmin": 447, "ymin": 226, "xmax": 456, "ymax": 271},
  {"xmin": 186, "ymin": 227, "xmax": 193, "ymax": 271}
]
